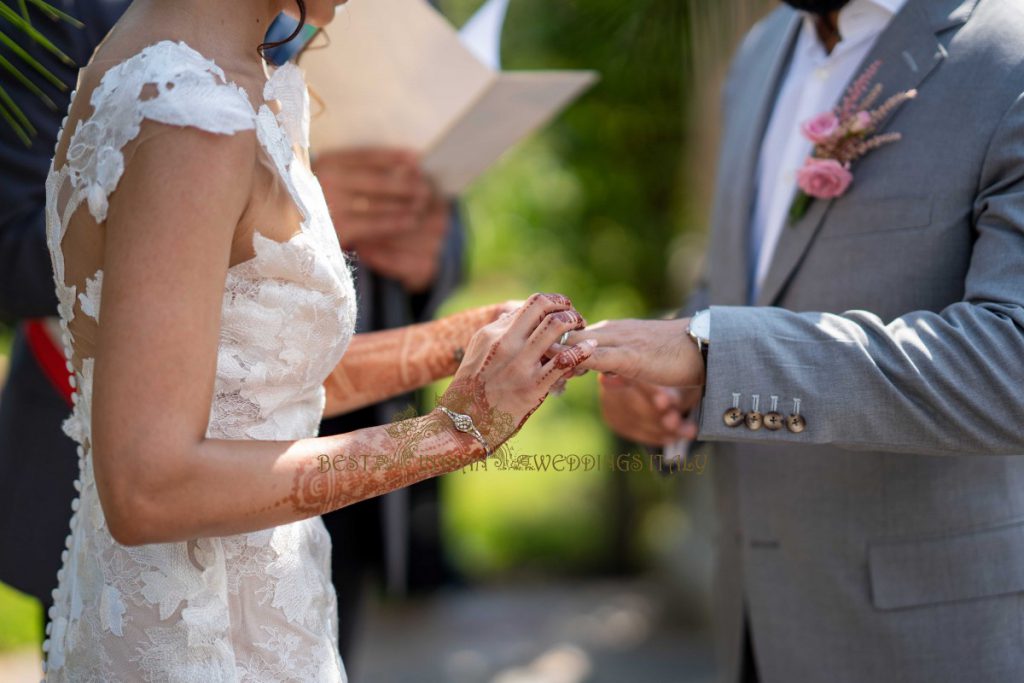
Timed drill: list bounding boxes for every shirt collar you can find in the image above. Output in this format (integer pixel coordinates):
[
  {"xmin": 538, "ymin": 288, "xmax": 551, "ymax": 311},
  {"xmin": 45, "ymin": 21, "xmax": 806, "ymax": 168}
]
[
  {"xmin": 868, "ymin": 0, "xmax": 908, "ymax": 14},
  {"xmin": 799, "ymin": 0, "xmax": 908, "ymax": 57}
]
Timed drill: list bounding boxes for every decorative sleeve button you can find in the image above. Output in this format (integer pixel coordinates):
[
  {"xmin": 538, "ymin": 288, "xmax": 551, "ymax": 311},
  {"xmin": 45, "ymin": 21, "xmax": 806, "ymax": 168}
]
[
  {"xmin": 764, "ymin": 395, "xmax": 783, "ymax": 431},
  {"xmin": 786, "ymin": 414, "xmax": 807, "ymax": 433},
  {"xmin": 724, "ymin": 407, "xmax": 745, "ymax": 428},
  {"xmin": 786, "ymin": 398, "xmax": 806, "ymax": 433},
  {"xmin": 744, "ymin": 394, "xmax": 763, "ymax": 431},
  {"xmin": 723, "ymin": 392, "xmax": 745, "ymax": 427}
]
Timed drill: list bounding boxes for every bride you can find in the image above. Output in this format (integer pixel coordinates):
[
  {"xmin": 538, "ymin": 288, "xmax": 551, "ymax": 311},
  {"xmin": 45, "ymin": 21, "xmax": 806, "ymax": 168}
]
[{"xmin": 41, "ymin": 0, "xmax": 595, "ymax": 680}]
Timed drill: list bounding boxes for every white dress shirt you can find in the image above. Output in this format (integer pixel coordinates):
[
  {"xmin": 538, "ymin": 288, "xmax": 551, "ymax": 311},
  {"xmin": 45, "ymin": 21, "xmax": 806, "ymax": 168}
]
[{"xmin": 749, "ymin": 0, "xmax": 908, "ymax": 299}]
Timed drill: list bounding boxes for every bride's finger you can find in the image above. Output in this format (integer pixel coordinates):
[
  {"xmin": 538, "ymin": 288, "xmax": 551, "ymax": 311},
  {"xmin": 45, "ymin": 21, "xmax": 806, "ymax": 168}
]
[
  {"xmin": 506, "ymin": 293, "xmax": 574, "ymax": 343},
  {"xmin": 548, "ymin": 365, "xmax": 587, "ymax": 393},
  {"xmin": 526, "ymin": 309, "xmax": 586, "ymax": 361},
  {"xmin": 538, "ymin": 340, "xmax": 598, "ymax": 388}
]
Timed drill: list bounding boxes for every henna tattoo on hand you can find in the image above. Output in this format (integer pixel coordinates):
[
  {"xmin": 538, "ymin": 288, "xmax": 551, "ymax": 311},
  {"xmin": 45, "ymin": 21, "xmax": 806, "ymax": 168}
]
[
  {"xmin": 283, "ymin": 409, "xmax": 483, "ymax": 517},
  {"xmin": 285, "ymin": 293, "xmax": 592, "ymax": 520}
]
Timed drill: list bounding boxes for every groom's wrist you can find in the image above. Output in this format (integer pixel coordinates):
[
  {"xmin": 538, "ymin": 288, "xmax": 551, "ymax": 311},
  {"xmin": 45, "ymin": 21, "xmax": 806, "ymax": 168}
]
[{"xmin": 686, "ymin": 309, "xmax": 711, "ymax": 385}]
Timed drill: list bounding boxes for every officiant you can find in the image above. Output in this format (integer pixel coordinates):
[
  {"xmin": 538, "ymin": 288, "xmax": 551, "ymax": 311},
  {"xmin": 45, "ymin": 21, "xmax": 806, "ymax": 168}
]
[{"xmin": 0, "ymin": 0, "xmax": 464, "ymax": 663}]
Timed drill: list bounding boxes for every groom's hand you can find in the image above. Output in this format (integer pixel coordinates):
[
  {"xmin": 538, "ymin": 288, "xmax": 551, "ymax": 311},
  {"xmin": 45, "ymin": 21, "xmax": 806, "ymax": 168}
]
[
  {"xmin": 561, "ymin": 318, "xmax": 705, "ymax": 388},
  {"xmin": 598, "ymin": 374, "xmax": 699, "ymax": 446}
]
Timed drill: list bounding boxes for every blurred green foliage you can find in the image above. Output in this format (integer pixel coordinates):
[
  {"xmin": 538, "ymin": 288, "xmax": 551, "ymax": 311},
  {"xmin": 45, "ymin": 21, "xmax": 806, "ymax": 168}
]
[
  {"xmin": 441, "ymin": 0, "xmax": 691, "ymax": 317},
  {"xmin": 0, "ymin": 0, "xmax": 82, "ymax": 145},
  {"xmin": 0, "ymin": 582, "xmax": 42, "ymax": 650},
  {"xmin": 434, "ymin": 0, "xmax": 703, "ymax": 579}
]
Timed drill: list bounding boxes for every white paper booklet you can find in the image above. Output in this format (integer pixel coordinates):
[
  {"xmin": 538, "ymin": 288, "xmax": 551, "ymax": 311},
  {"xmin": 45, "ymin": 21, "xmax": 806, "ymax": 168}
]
[{"xmin": 299, "ymin": 0, "xmax": 598, "ymax": 195}]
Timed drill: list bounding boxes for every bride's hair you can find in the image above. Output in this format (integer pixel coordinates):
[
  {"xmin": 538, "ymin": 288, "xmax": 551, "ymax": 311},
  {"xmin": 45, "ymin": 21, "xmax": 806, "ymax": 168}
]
[{"xmin": 257, "ymin": 0, "xmax": 307, "ymax": 60}]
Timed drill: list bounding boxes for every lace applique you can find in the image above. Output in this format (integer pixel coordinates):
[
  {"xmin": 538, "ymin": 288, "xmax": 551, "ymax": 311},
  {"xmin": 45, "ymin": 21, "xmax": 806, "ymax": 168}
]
[
  {"xmin": 263, "ymin": 62, "xmax": 310, "ymax": 151},
  {"xmin": 78, "ymin": 269, "xmax": 102, "ymax": 322},
  {"xmin": 60, "ymin": 357, "xmax": 92, "ymax": 446},
  {"xmin": 66, "ymin": 41, "xmax": 256, "ymax": 223},
  {"xmin": 43, "ymin": 40, "xmax": 353, "ymax": 683}
]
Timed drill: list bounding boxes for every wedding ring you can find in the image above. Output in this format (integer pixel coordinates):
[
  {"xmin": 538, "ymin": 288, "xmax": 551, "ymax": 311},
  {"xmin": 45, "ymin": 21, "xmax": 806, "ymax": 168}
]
[
  {"xmin": 559, "ymin": 331, "xmax": 570, "ymax": 346},
  {"xmin": 351, "ymin": 195, "xmax": 371, "ymax": 213}
]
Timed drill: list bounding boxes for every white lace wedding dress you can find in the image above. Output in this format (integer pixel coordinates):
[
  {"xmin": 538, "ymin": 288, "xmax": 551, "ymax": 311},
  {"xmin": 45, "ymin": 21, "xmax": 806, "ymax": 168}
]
[{"xmin": 42, "ymin": 40, "xmax": 356, "ymax": 682}]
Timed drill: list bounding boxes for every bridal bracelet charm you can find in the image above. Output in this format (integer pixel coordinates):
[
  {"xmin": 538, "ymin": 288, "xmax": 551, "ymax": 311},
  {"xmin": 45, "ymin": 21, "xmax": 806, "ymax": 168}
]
[{"xmin": 438, "ymin": 406, "xmax": 493, "ymax": 457}]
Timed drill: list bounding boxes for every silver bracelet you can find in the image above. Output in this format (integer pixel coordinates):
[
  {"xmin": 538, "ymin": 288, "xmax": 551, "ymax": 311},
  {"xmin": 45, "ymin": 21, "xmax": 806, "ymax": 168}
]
[{"xmin": 437, "ymin": 406, "xmax": 492, "ymax": 457}]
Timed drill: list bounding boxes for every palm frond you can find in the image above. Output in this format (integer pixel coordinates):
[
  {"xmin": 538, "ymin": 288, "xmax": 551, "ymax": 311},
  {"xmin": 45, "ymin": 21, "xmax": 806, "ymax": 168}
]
[{"xmin": 0, "ymin": 0, "xmax": 81, "ymax": 145}]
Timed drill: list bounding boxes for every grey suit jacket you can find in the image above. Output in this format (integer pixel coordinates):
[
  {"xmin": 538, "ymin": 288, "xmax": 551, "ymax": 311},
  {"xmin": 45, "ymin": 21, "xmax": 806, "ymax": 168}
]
[{"xmin": 696, "ymin": 1, "xmax": 1024, "ymax": 681}]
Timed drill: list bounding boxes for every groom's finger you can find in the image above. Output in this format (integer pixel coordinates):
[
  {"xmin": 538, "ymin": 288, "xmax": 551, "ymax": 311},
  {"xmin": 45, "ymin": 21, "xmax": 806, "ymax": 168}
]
[
  {"xmin": 600, "ymin": 381, "xmax": 681, "ymax": 446},
  {"xmin": 651, "ymin": 387, "xmax": 683, "ymax": 412},
  {"xmin": 598, "ymin": 372, "xmax": 627, "ymax": 389},
  {"xmin": 677, "ymin": 417, "xmax": 699, "ymax": 441},
  {"xmin": 575, "ymin": 345, "xmax": 626, "ymax": 376},
  {"xmin": 561, "ymin": 325, "xmax": 617, "ymax": 350}
]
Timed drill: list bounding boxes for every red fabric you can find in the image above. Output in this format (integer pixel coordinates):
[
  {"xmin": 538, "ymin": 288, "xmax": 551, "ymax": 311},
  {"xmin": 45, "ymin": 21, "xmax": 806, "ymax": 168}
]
[{"xmin": 24, "ymin": 319, "xmax": 74, "ymax": 407}]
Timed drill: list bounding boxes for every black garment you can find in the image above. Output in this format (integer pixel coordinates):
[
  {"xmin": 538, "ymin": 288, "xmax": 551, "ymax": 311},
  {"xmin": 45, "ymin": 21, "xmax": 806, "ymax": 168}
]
[
  {"xmin": 739, "ymin": 615, "xmax": 760, "ymax": 683},
  {"xmin": 0, "ymin": 333, "xmax": 80, "ymax": 602}
]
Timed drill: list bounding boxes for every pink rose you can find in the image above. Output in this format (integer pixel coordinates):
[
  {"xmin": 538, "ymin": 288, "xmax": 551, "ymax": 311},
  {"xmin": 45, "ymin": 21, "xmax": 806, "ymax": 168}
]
[
  {"xmin": 801, "ymin": 111, "xmax": 840, "ymax": 144},
  {"xmin": 796, "ymin": 158, "xmax": 853, "ymax": 199}
]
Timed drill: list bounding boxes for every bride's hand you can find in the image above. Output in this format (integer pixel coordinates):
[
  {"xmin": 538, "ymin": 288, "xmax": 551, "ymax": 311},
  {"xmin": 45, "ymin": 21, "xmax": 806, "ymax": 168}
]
[
  {"xmin": 560, "ymin": 318, "xmax": 705, "ymax": 388},
  {"xmin": 443, "ymin": 300, "xmax": 521, "ymax": 347},
  {"xmin": 438, "ymin": 293, "xmax": 596, "ymax": 449}
]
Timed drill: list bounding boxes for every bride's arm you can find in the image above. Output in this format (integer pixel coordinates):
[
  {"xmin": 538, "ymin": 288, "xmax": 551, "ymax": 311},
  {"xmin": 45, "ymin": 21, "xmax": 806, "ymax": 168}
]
[
  {"xmin": 93, "ymin": 124, "xmax": 592, "ymax": 546},
  {"xmin": 322, "ymin": 303, "xmax": 508, "ymax": 418}
]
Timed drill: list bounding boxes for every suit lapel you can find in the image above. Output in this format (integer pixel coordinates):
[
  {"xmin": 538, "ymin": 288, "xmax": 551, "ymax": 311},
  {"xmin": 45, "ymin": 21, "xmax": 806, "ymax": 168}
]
[
  {"xmin": 754, "ymin": 0, "xmax": 974, "ymax": 307},
  {"xmin": 711, "ymin": 10, "xmax": 801, "ymax": 307}
]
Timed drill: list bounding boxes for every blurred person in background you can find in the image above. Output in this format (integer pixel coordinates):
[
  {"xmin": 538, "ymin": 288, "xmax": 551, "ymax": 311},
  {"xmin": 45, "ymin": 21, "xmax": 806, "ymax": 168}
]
[{"xmin": 0, "ymin": 0, "xmax": 464, "ymax": 666}]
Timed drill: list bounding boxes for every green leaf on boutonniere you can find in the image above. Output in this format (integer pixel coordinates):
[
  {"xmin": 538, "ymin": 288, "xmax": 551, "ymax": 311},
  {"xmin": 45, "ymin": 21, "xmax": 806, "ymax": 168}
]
[{"xmin": 788, "ymin": 191, "xmax": 813, "ymax": 225}]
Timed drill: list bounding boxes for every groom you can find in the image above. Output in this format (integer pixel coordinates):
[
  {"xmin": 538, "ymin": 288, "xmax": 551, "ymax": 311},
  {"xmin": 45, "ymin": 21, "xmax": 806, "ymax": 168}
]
[{"xmin": 582, "ymin": 0, "xmax": 1024, "ymax": 681}]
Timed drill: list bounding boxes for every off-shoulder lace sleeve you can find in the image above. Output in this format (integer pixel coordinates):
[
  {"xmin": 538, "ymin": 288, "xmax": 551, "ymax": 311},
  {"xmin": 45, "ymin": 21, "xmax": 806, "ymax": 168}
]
[{"xmin": 65, "ymin": 40, "xmax": 256, "ymax": 223}]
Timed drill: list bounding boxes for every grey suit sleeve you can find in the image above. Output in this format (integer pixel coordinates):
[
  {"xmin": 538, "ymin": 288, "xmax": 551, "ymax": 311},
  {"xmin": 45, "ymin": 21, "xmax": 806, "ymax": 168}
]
[{"xmin": 698, "ymin": 91, "xmax": 1024, "ymax": 457}]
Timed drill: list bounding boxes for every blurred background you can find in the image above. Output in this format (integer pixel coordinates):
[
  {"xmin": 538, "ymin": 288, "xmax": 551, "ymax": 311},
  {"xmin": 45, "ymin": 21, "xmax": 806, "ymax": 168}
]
[{"xmin": 0, "ymin": 0, "xmax": 773, "ymax": 681}]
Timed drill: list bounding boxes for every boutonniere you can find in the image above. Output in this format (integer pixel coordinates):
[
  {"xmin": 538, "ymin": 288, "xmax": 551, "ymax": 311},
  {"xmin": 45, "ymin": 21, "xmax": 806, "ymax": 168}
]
[{"xmin": 789, "ymin": 61, "xmax": 917, "ymax": 224}]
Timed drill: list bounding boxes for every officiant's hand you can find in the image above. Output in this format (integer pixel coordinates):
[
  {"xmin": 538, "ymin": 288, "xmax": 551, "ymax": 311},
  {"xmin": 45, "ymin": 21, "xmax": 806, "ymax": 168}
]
[
  {"xmin": 351, "ymin": 196, "xmax": 449, "ymax": 293},
  {"xmin": 313, "ymin": 148, "xmax": 449, "ymax": 292},
  {"xmin": 598, "ymin": 374, "xmax": 699, "ymax": 446},
  {"xmin": 560, "ymin": 318, "xmax": 705, "ymax": 388}
]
